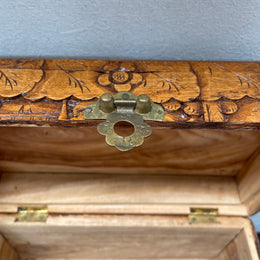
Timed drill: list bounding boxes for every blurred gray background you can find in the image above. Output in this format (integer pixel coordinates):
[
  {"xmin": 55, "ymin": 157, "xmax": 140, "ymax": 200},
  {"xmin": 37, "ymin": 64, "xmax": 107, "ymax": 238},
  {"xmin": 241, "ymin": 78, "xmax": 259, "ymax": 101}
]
[
  {"xmin": 0, "ymin": 0, "xmax": 259, "ymax": 233},
  {"xmin": 0, "ymin": 0, "xmax": 260, "ymax": 60}
]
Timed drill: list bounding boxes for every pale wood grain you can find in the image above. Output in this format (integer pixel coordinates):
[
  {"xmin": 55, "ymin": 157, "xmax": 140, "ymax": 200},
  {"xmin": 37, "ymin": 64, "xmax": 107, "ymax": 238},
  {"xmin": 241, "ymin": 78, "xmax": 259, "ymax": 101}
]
[
  {"xmin": 0, "ymin": 234, "xmax": 20, "ymax": 260},
  {"xmin": 0, "ymin": 215, "xmax": 256, "ymax": 260},
  {"xmin": 35, "ymin": 258, "xmax": 210, "ymax": 260},
  {"xmin": 0, "ymin": 128, "xmax": 259, "ymax": 176},
  {"xmin": 237, "ymin": 149, "xmax": 260, "ymax": 215},
  {"xmin": 0, "ymin": 173, "xmax": 245, "ymax": 216},
  {"xmin": 216, "ymin": 229, "xmax": 254, "ymax": 260}
]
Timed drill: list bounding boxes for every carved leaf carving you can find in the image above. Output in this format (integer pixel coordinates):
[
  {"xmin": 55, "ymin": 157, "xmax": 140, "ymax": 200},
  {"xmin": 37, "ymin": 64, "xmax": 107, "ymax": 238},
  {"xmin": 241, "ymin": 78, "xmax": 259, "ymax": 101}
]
[
  {"xmin": 202, "ymin": 100, "xmax": 238, "ymax": 122},
  {"xmin": 0, "ymin": 69, "xmax": 43, "ymax": 98},
  {"xmin": 220, "ymin": 101, "xmax": 238, "ymax": 115},
  {"xmin": 132, "ymin": 71, "xmax": 200, "ymax": 103},
  {"xmin": 0, "ymin": 59, "xmax": 45, "ymax": 69},
  {"xmin": 162, "ymin": 100, "xmax": 181, "ymax": 111},
  {"xmin": 25, "ymin": 64, "xmax": 110, "ymax": 101},
  {"xmin": 184, "ymin": 102, "xmax": 202, "ymax": 116},
  {"xmin": 203, "ymin": 102, "xmax": 224, "ymax": 122},
  {"xmin": 0, "ymin": 99, "xmax": 61, "ymax": 121},
  {"xmin": 200, "ymin": 62, "xmax": 260, "ymax": 100}
]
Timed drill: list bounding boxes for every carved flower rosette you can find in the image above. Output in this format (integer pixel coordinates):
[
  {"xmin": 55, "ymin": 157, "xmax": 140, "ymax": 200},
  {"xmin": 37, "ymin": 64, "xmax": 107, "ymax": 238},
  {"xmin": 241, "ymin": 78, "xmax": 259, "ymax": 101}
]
[{"xmin": 97, "ymin": 63, "xmax": 143, "ymax": 92}]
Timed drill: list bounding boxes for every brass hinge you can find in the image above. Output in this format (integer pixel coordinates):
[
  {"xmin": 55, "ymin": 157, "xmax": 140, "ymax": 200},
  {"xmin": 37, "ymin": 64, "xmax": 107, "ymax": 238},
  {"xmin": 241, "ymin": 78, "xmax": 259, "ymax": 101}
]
[
  {"xmin": 16, "ymin": 207, "xmax": 48, "ymax": 223},
  {"xmin": 189, "ymin": 208, "xmax": 218, "ymax": 224}
]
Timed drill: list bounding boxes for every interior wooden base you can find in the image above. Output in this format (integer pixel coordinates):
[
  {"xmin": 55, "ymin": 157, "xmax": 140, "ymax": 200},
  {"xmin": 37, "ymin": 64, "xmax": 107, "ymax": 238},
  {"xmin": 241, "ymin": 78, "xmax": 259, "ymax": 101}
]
[
  {"xmin": 0, "ymin": 172, "xmax": 259, "ymax": 259},
  {"xmin": 0, "ymin": 216, "xmax": 258, "ymax": 260}
]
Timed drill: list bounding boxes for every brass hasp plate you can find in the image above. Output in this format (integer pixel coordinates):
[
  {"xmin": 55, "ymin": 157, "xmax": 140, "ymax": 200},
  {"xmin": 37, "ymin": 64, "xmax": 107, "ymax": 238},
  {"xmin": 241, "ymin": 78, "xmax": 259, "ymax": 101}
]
[{"xmin": 84, "ymin": 91, "xmax": 165, "ymax": 151}]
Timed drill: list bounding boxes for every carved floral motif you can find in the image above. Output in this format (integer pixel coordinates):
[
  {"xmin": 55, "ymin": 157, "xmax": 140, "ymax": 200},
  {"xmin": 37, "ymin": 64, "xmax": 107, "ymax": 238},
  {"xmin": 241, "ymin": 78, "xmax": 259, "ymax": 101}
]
[
  {"xmin": 97, "ymin": 63, "xmax": 143, "ymax": 92},
  {"xmin": 0, "ymin": 59, "xmax": 259, "ymax": 123}
]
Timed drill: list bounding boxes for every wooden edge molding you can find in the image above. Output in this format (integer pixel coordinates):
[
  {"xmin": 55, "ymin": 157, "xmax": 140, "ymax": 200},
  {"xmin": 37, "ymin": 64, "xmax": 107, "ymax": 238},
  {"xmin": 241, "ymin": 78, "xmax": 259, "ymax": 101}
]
[{"xmin": 0, "ymin": 59, "xmax": 259, "ymax": 127}]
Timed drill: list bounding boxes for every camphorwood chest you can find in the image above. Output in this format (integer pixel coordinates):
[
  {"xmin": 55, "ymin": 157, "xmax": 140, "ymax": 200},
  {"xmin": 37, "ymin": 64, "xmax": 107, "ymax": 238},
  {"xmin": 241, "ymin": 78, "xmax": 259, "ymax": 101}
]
[{"xmin": 0, "ymin": 59, "xmax": 259, "ymax": 260}]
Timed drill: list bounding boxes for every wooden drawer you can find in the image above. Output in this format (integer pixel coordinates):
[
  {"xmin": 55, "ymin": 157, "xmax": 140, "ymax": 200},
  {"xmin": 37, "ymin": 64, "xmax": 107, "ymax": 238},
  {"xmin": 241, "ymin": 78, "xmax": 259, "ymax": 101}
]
[{"xmin": 0, "ymin": 59, "xmax": 259, "ymax": 260}]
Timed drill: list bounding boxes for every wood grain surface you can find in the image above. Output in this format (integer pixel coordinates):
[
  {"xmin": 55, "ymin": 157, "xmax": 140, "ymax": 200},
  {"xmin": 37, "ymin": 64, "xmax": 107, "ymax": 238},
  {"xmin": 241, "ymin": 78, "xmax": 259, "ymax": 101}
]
[
  {"xmin": 237, "ymin": 148, "xmax": 260, "ymax": 215},
  {"xmin": 215, "ymin": 227, "xmax": 256, "ymax": 260},
  {"xmin": 0, "ymin": 215, "xmax": 257, "ymax": 260},
  {"xmin": 0, "ymin": 59, "xmax": 259, "ymax": 126},
  {"xmin": 0, "ymin": 128, "xmax": 259, "ymax": 176},
  {"xmin": 0, "ymin": 234, "xmax": 20, "ymax": 260},
  {"xmin": 0, "ymin": 173, "xmax": 247, "ymax": 216}
]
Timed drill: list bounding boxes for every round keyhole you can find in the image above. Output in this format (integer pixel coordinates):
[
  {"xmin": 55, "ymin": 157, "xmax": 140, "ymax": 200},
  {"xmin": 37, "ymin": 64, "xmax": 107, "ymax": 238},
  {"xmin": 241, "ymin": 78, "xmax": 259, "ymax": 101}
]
[{"xmin": 114, "ymin": 121, "xmax": 135, "ymax": 137}]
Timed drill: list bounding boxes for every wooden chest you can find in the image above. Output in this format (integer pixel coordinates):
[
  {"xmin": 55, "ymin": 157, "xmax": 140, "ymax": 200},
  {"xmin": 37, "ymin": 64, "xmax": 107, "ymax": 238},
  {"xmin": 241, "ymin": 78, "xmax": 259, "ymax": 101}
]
[{"xmin": 0, "ymin": 59, "xmax": 259, "ymax": 260}]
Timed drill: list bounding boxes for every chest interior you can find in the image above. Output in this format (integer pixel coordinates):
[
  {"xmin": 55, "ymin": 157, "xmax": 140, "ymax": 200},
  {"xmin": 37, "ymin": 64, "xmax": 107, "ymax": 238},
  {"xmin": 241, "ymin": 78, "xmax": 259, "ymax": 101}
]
[{"xmin": 0, "ymin": 126, "xmax": 259, "ymax": 259}]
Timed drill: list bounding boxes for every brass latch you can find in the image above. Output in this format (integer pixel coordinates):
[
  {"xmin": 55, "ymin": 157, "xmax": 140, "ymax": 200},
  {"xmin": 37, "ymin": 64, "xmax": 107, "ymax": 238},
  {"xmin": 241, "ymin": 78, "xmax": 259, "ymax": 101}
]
[
  {"xmin": 84, "ymin": 91, "xmax": 165, "ymax": 151},
  {"xmin": 189, "ymin": 208, "xmax": 218, "ymax": 224},
  {"xmin": 16, "ymin": 207, "xmax": 48, "ymax": 222}
]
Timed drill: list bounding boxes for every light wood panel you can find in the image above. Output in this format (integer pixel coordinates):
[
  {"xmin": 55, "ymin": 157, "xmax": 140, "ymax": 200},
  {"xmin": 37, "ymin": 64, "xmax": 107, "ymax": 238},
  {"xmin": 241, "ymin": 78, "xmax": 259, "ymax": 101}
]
[
  {"xmin": 0, "ymin": 173, "xmax": 246, "ymax": 216},
  {"xmin": 0, "ymin": 215, "xmax": 255, "ymax": 260},
  {"xmin": 35, "ymin": 257, "xmax": 210, "ymax": 260},
  {"xmin": 35, "ymin": 259, "xmax": 210, "ymax": 260},
  {"xmin": 0, "ymin": 128, "xmax": 259, "ymax": 176},
  {"xmin": 237, "ymin": 149, "xmax": 260, "ymax": 215},
  {"xmin": 0, "ymin": 234, "xmax": 20, "ymax": 260},
  {"xmin": 216, "ymin": 224, "xmax": 259, "ymax": 260},
  {"xmin": 216, "ymin": 229, "xmax": 253, "ymax": 260}
]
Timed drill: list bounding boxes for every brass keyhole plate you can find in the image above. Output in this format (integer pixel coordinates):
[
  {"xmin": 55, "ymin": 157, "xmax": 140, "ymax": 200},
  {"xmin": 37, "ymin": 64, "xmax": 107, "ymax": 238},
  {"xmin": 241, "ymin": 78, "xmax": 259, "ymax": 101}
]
[{"xmin": 84, "ymin": 91, "xmax": 165, "ymax": 151}]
